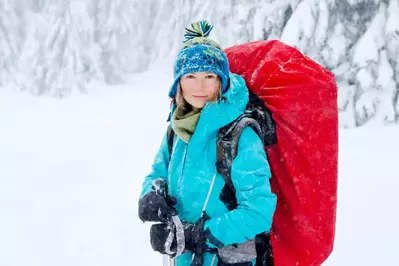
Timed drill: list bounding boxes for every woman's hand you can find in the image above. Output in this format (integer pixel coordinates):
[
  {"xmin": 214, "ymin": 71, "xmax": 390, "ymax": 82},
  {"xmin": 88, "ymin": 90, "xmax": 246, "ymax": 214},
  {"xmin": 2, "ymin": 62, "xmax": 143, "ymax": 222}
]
[
  {"xmin": 150, "ymin": 214, "xmax": 210, "ymax": 266},
  {"xmin": 138, "ymin": 179, "xmax": 177, "ymax": 223}
]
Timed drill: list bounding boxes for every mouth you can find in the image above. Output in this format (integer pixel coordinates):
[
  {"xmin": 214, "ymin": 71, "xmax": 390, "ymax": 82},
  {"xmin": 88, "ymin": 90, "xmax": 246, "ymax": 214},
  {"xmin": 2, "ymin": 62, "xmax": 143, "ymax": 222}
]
[{"xmin": 192, "ymin": 95, "xmax": 208, "ymax": 99}]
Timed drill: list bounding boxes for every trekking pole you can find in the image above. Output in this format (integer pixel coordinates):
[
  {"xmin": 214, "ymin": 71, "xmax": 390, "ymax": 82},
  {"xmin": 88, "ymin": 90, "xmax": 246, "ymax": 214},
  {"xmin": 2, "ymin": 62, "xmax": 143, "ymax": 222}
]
[{"xmin": 152, "ymin": 179, "xmax": 184, "ymax": 266}]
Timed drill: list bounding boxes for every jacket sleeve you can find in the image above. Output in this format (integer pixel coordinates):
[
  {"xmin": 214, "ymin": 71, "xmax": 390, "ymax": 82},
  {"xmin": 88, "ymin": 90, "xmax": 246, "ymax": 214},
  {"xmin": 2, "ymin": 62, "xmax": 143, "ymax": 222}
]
[
  {"xmin": 139, "ymin": 129, "xmax": 171, "ymax": 199},
  {"xmin": 204, "ymin": 127, "xmax": 277, "ymax": 247}
]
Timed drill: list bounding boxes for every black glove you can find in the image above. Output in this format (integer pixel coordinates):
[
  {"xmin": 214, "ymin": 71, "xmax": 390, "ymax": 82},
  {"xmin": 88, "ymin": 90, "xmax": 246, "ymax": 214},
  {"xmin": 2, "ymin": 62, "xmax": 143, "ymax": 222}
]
[
  {"xmin": 150, "ymin": 223, "xmax": 177, "ymax": 255},
  {"xmin": 138, "ymin": 191, "xmax": 176, "ymax": 223},
  {"xmin": 183, "ymin": 213, "xmax": 211, "ymax": 266},
  {"xmin": 183, "ymin": 217, "xmax": 207, "ymax": 253},
  {"xmin": 138, "ymin": 179, "xmax": 176, "ymax": 223},
  {"xmin": 150, "ymin": 213, "xmax": 211, "ymax": 266}
]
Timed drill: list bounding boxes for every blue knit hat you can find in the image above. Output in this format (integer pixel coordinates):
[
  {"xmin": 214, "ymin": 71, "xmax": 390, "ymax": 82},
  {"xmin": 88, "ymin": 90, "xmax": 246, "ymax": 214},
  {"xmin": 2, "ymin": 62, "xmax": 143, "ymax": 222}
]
[{"xmin": 168, "ymin": 21, "xmax": 230, "ymax": 98}]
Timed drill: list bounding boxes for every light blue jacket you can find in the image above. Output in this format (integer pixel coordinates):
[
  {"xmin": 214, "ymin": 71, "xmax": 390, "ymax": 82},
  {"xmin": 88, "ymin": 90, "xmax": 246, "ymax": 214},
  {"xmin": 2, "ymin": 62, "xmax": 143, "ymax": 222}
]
[{"xmin": 140, "ymin": 73, "xmax": 277, "ymax": 266}]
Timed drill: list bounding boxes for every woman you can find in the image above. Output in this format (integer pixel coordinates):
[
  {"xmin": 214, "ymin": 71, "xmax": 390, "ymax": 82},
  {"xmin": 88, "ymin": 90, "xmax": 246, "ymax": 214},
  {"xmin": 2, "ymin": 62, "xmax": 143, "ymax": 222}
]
[{"xmin": 138, "ymin": 21, "xmax": 277, "ymax": 266}]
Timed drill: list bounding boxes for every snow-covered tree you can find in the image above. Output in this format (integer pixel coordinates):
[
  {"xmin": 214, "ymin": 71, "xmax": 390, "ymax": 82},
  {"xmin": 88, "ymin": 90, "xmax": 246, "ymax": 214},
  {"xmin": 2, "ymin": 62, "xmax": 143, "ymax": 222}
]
[
  {"xmin": 125, "ymin": 0, "xmax": 158, "ymax": 72},
  {"xmin": 19, "ymin": 11, "xmax": 48, "ymax": 94},
  {"xmin": 349, "ymin": 2, "xmax": 395, "ymax": 126},
  {"xmin": 0, "ymin": 0, "xmax": 22, "ymax": 88},
  {"xmin": 2, "ymin": 0, "xmax": 399, "ymax": 126},
  {"xmin": 385, "ymin": 0, "xmax": 399, "ymax": 122},
  {"xmin": 21, "ymin": 0, "xmax": 102, "ymax": 97},
  {"xmin": 96, "ymin": 0, "xmax": 135, "ymax": 84},
  {"xmin": 145, "ymin": 0, "xmax": 189, "ymax": 69},
  {"xmin": 253, "ymin": 0, "xmax": 293, "ymax": 41},
  {"xmin": 281, "ymin": 0, "xmax": 330, "ymax": 62}
]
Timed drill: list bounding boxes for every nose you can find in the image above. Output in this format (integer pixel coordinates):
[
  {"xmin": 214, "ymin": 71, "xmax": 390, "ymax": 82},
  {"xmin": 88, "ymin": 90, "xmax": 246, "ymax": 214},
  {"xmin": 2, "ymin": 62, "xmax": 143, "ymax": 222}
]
[{"xmin": 197, "ymin": 77, "xmax": 208, "ymax": 90}]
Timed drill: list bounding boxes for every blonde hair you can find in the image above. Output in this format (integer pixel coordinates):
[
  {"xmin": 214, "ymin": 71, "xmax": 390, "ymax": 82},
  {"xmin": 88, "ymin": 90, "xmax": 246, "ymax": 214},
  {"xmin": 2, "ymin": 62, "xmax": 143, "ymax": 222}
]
[{"xmin": 175, "ymin": 85, "xmax": 190, "ymax": 112}]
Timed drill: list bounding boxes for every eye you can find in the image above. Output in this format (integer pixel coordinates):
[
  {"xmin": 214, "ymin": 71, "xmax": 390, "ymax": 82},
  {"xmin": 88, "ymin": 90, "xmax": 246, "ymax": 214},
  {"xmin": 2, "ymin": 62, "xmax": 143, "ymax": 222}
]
[
  {"xmin": 184, "ymin": 74, "xmax": 196, "ymax": 79},
  {"xmin": 205, "ymin": 74, "xmax": 217, "ymax": 79}
]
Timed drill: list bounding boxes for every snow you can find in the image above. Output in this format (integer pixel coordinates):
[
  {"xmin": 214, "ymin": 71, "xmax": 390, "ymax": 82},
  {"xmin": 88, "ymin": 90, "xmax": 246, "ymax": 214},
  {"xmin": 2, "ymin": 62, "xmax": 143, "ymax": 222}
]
[
  {"xmin": 323, "ymin": 125, "xmax": 399, "ymax": 266},
  {"xmin": 356, "ymin": 69, "xmax": 374, "ymax": 90},
  {"xmin": 0, "ymin": 72, "xmax": 171, "ymax": 266},
  {"xmin": 376, "ymin": 49, "xmax": 394, "ymax": 88},
  {"xmin": 1, "ymin": 70, "xmax": 398, "ymax": 266}
]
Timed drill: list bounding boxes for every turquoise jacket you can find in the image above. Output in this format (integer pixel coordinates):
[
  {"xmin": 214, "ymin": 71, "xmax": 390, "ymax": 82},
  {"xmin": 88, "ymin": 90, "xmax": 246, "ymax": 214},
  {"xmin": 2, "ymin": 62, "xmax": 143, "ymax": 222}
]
[{"xmin": 140, "ymin": 73, "xmax": 277, "ymax": 266}]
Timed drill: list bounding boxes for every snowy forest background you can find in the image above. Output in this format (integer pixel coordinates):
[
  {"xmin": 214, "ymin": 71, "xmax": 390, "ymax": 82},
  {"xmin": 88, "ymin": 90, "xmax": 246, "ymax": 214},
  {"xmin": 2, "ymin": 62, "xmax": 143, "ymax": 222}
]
[{"xmin": 0, "ymin": 0, "xmax": 399, "ymax": 128}]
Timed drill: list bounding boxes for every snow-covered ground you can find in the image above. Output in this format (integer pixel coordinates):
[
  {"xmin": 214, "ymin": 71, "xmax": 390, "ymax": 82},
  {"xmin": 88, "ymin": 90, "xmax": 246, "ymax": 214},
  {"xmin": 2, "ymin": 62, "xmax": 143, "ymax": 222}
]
[{"xmin": 1, "ymin": 72, "xmax": 398, "ymax": 266}]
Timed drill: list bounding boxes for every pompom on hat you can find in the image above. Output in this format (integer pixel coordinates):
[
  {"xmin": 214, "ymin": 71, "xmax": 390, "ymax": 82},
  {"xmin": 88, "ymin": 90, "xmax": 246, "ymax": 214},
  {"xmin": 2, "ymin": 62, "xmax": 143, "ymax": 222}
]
[{"xmin": 168, "ymin": 20, "xmax": 230, "ymax": 98}]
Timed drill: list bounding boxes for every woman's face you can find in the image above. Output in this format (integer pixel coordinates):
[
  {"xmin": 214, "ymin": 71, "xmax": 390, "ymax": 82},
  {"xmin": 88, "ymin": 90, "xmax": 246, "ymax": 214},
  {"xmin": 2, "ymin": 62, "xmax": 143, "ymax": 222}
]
[{"xmin": 179, "ymin": 72, "xmax": 221, "ymax": 109}]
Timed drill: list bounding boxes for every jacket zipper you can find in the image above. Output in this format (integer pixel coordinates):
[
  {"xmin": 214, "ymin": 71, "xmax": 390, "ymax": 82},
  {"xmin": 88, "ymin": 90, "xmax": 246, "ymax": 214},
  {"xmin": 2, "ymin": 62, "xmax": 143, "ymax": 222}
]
[
  {"xmin": 169, "ymin": 138, "xmax": 179, "ymax": 196},
  {"xmin": 180, "ymin": 143, "xmax": 188, "ymax": 178}
]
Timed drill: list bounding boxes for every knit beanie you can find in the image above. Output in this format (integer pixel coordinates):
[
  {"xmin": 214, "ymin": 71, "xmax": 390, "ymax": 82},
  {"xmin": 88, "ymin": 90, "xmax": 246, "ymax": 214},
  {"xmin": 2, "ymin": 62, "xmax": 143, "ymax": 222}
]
[{"xmin": 168, "ymin": 20, "xmax": 230, "ymax": 98}]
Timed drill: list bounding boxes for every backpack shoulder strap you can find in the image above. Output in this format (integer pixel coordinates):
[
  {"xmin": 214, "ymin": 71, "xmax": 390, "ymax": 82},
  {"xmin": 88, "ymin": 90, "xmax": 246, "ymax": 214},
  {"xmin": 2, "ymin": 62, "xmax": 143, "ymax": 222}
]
[
  {"xmin": 167, "ymin": 125, "xmax": 175, "ymax": 156},
  {"xmin": 216, "ymin": 92, "xmax": 276, "ymax": 197},
  {"xmin": 216, "ymin": 117, "xmax": 263, "ymax": 210}
]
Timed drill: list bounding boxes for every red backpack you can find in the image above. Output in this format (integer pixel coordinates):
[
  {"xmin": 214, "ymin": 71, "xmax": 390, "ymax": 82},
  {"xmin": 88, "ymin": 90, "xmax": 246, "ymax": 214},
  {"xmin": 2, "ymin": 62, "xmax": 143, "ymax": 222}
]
[{"xmin": 223, "ymin": 40, "xmax": 338, "ymax": 266}]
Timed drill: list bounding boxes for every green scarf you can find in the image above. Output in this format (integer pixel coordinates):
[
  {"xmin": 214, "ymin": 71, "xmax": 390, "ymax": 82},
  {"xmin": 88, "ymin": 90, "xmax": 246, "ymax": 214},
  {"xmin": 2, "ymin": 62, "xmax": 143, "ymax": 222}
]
[{"xmin": 172, "ymin": 106, "xmax": 202, "ymax": 143}]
